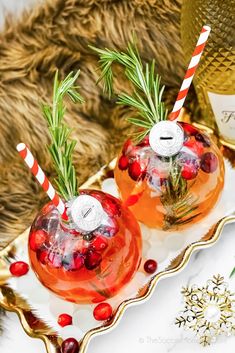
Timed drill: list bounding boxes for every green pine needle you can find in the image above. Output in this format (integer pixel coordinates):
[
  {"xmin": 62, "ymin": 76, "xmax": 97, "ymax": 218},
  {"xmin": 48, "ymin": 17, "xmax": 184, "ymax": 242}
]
[
  {"xmin": 42, "ymin": 70, "xmax": 84, "ymax": 200},
  {"xmin": 90, "ymin": 40, "xmax": 167, "ymax": 142},
  {"xmin": 230, "ymin": 267, "xmax": 235, "ymax": 278}
]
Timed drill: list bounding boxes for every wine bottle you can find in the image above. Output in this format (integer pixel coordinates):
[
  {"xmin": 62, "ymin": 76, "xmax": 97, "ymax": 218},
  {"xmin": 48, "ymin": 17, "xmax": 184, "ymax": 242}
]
[{"xmin": 181, "ymin": 0, "xmax": 235, "ymax": 148}]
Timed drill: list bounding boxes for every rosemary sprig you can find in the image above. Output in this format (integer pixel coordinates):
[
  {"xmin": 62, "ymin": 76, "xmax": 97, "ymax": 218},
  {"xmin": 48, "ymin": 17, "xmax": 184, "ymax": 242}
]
[
  {"xmin": 90, "ymin": 41, "xmax": 167, "ymax": 142},
  {"xmin": 160, "ymin": 157, "xmax": 201, "ymax": 230},
  {"xmin": 42, "ymin": 71, "xmax": 84, "ymax": 200},
  {"xmin": 92, "ymin": 40, "xmax": 200, "ymax": 230}
]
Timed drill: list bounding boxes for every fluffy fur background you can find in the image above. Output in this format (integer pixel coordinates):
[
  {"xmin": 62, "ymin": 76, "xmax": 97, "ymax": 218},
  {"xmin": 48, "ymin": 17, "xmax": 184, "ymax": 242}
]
[{"xmin": 0, "ymin": 0, "xmax": 195, "ymax": 248}]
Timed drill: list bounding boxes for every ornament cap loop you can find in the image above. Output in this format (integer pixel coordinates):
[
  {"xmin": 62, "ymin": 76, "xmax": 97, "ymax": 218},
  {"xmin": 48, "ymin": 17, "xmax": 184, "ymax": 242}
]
[
  {"xmin": 70, "ymin": 195, "xmax": 104, "ymax": 232},
  {"xmin": 149, "ymin": 121, "xmax": 184, "ymax": 157}
]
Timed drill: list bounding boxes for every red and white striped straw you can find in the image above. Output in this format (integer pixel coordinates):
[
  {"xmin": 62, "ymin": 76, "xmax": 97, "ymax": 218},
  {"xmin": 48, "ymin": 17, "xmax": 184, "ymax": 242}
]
[
  {"xmin": 17, "ymin": 143, "xmax": 65, "ymax": 215},
  {"xmin": 169, "ymin": 25, "xmax": 211, "ymax": 121}
]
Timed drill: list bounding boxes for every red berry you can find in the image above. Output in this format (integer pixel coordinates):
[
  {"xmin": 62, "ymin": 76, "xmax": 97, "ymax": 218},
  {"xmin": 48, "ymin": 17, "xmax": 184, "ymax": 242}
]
[
  {"xmin": 122, "ymin": 139, "xmax": 134, "ymax": 155},
  {"xmin": 128, "ymin": 161, "xmax": 146, "ymax": 181},
  {"xmin": 184, "ymin": 138, "xmax": 204, "ymax": 156},
  {"xmin": 200, "ymin": 152, "xmax": 218, "ymax": 173},
  {"xmin": 102, "ymin": 197, "xmax": 121, "ymax": 217},
  {"xmin": 85, "ymin": 250, "xmax": 102, "ymax": 270},
  {"xmin": 179, "ymin": 122, "xmax": 198, "ymax": 136},
  {"xmin": 93, "ymin": 303, "xmax": 113, "ymax": 321},
  {"xmin": 37, "ymin": 248, "xmax": 48, "ymax": 264},
  {"xmin": 118, "ymin": 155, "xmax": 129, "ymax": 170},
  {"xmin": 181, "ymin": 163, "xmax": 198, "ymax": 180},
  {"xmin": 61, "ymin": 338, "xmax": 79, "ymax": 353},
  {"xmin": 144, "ymin": 259, "xmax": 158, "ymax": 274},
  {"xmin": 57, "ymin": 313, "xmax": 73, "ymax": 327},
  {"xmin": 91, "ymin": 235, "xmax": 108, "ymax": 252},
  {"xmin": 29, "ymin": 230, "xmax": 47, "ymax": 251},
  {"xmin": 138, "ymin": 135, "xmax": 150, "ymax": 147},
  {"xmin": 10, "ymin": 261, "xmax": 29, "ymax": 277}
]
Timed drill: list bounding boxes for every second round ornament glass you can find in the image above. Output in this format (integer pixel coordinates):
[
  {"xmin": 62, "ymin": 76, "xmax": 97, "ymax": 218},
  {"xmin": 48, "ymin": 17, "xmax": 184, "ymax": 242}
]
[{"xmin": 115, "ymin": 121, "xmax": 224, "ymax": 231}]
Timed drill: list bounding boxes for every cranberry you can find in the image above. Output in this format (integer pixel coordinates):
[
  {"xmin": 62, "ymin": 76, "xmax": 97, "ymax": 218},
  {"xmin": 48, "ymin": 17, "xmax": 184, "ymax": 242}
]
[
  {"xmin": 29, "ymin": 230, "xmax": 47, "ymax": 251},
  {"xmin": 200, "ymin": 152, "xmax": 218, "ymax": 173},
  {"xmin": 63, "ymin": 252, "xmax": 84, "ymax": 271},
  {"xmin": 85, "ymin": 250, "xmax": 102, "ymax": 270},
  {"xmin": 184, "ymin": 138, "xmax": 204, "ymax": 156},
  {"xmin": 179, "ymin": 122, "xmax": 198, "ymax": 136},
  {"xmin": 61, "ymin": 338, "xmax": 79, "ymax": 353},
  {"xmin": 195, "ymin": 133, "xmax": 211, "ymax": 147},
  {"xmin": 37, "ymin": 248, "xmax": 48, "ymax": 264},
  {"xmin": 118, "ymin": 155, "xmax": 129, "ymax": 170},
  {"xmin": 181, "ymin": 162, "xmax": 198, "ymax": 180},
  {"xmin": 102, "ymin": 197, "xmax": 121, "ymax": 217},
  {"xmin": 93, "ymin": 302, "xmax": 113, "ymax": 321},
  {"xmin": 122, "ymin": 139, "xmax": 134, "ymax": 155},
  {"xmin": 128, "ymin": 160, "xmax": 146, "ymax": 181},
  {"xmin": 137, "ymin": 135, "xmax": 150, "ymax": 147},
  {"xmin": 91, "ymin": 235, "xmax": 108, "ymax": 252},
  {"xmin": 144, "ymin": 259, "xmax": 158, "ymax": 274},
  {"xmin": 57, "ymin": 313, "xmax": 73, "ymax": 327},
  {"xmin": 10, "ymin": 261, "xmax": 29, "ymax": 277}
]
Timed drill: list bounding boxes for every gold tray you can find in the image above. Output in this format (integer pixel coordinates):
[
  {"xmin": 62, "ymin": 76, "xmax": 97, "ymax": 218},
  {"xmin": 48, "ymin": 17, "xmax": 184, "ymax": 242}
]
[{"xmin": 1, "ymin": 129, "xmax": 235, "ymax": 353}]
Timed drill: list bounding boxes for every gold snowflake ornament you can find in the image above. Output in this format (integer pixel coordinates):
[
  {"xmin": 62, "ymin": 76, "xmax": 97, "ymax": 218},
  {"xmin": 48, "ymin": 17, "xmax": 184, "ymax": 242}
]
[{"xmin": 175, "ymin": 274, "xmax": 235, "ymax": 346}]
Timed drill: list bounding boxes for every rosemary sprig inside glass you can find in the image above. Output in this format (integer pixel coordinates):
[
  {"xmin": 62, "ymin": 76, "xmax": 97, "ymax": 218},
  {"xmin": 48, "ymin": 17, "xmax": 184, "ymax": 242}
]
[{"xmin": 160, "ymin": 157, "xmax": 201, "ymax": 230}]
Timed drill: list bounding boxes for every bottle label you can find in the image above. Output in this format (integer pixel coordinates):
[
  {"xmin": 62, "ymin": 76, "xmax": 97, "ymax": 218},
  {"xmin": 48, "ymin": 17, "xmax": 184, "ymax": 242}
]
[{"xmin": 207, "ymin": 91, "xmax": 235, "ymax": 142}]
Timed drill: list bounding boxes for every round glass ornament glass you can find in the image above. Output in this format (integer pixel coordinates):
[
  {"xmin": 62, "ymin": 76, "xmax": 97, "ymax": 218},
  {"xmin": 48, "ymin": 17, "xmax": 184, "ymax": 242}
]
[
  {"xmin": 115, "ymin": 122, "xmax": 225, "ymax": 231},
  {"xmin": 28, "ymin": 190, "xmax": 142, "ymax": 304}
]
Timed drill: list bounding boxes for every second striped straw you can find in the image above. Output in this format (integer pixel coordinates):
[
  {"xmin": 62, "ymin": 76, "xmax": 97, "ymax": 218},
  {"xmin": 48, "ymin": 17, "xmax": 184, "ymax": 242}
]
[{"xmin": 169, "ymin": 25, "xmax": 211, "ymax": 121}]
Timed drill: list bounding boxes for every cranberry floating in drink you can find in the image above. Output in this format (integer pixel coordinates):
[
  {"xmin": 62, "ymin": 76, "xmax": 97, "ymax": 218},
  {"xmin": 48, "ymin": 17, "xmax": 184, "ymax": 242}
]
[
  {"xmin": 17, "ymin": 71, "xmax": 142, "ymax": 304},
  {"xmin": 92, "ymin": 29, "xmax": 225, "ymax": 231}
]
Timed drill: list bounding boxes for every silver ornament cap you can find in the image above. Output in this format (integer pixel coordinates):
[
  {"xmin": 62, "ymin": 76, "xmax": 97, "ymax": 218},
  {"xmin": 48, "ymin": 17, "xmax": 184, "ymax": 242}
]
[
  {"xmin": 70, "ymin": 195, "xmax": 104, "ymax": 232},
  {"xmin": 149, "ymin": 121, "xmax": 184, "ymax": 157}
]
